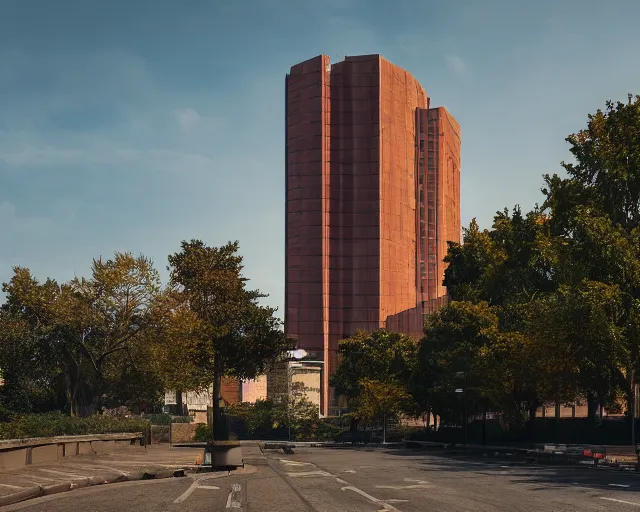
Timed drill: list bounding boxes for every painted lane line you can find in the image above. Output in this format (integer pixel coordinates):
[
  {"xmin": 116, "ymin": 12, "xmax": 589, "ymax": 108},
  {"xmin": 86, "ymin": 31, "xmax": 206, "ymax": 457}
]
[
  {"xmin": 286, "ymin": 470, "xmax": 333, "ymax": 478},
  {"xmin": 601, "ymin": 497, "xmax": 640, "ymax": 506},
  {"xmin": 11, "ymin": 474, "xmax": 59, "ymax": 483},
  {"xmin": 37, "ymin": 469, "xmax": 85, "ymax": 478},
  {"xmin": 174, "ymin": 478, "xmax": 203, "ymax": 503},
  {"xmin": 375, "ymin": 484, "xmax": 431, "ymax": 490},
  {"xmin": 609, "ymin": 483, "xmax": 631, "ymax": 488},
  {"xmin": 199, "ymin": 485, "xmax": 220, "ymax": 490},
  {"xmin": 64, "ymin": 463, "xmax": 129, "ymax": 475},
  {"xmin": 279, "ymin": 459, "xmax": 312, "ymax": 466},
  {"xmin": 226, "ymin": 483, "xmax": 242, "ymax": 509},
  {"xmin": 341, "ymin": 486, "xmax": 400, "ymax": 512},
  {"xmin": 0, "ymin": 483, "xmax": 25, "ymax": 490}
]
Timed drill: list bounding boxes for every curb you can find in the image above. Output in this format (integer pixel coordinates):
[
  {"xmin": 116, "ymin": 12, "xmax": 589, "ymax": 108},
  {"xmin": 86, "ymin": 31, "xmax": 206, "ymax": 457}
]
[{"xmin": 0, "ymin": 468, "xmax": 188, "ymax": 508}]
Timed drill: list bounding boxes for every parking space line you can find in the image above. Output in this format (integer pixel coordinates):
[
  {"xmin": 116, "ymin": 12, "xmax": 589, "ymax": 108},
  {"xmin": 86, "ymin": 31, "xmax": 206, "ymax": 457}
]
[
  {"xmin": 341, "ymin": 486, "xmax": 400, "ymax": 512},
  {"xmin": 174, "ymin": 478, "xmax": 202, "ymax": 503},
  {"xmin": 601, "ymin": 497, "xmax": 640, "ymax": 507},
  {"xmin": 226, "ymin": 483, "xmax": 242, "ymax": 509},
  {"xmin": 0, "ymin": 483, "xmax": 25, "ymax": 490},
  {"xmin": 36, "ymin": 469, "xmax": 84, "ymax": 478}
]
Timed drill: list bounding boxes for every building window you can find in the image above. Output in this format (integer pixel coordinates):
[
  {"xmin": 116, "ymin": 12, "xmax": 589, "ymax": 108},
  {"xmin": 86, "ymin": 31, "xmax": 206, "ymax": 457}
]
[{"xmin": 419, "ymin": 140, "xmax": 424, "ymax": 150}]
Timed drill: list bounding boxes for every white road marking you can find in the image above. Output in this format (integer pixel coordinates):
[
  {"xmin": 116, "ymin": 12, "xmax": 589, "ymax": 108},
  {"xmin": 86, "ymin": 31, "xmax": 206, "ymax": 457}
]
[
  {"xmin": 0, "ymin": 483, "xmax": 25, "ymax": 490},
  {"xmin": 279, "ymin": 459, "xmax": 312, "ymax": 466},
  {"xmin": 37, "ymin": 469, "xmax": 84, "ymax": 478},
  {"xmin": 376, "ymin": 484, "xmax": 431, "ymax": 490},
  {"xmin": 174, "ymin": 478, "xmax": 203, "ymax": 503},
  {"xmin": 609, "ymin": 484, "xmax": 631, "ymax": 488},
  {"xmin": 11, "ymin": 474, "xmax": 59, "ymax": 483},
  {"xmin": 343, "ymin": 469, "xmax": 356, "ymax": 473},
  {"xmin": 341, "ymin": 486, "xmax": 400, "ymax": 512},
  {"xmin": 286, "ymin": 470, "xmax": 333, "ymax": 478},
  {"xmin": 226, "ymin": 483, "xmax": 242, "ymax": 509},
  {"xmin": 64, "ymin": 463, "xmax": 129, "ymax": 475},
  {"xmin": 199, "ymin": 485, "xmax": 220, "ymax": 490},
  {"xmin": 601, "ymin": 497, "xmax": 640, "ymax": 506},
  {"xmin": 376, "ymin": 478, "xmax": 431, "ymax": 490}
]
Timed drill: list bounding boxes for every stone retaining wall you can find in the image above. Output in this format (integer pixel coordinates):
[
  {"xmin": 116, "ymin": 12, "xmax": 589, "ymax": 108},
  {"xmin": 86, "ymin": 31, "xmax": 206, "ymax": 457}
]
[
  {"xmin": 0, "ymin": 433, "xmax": 143, "ymax": 471},
  {"xmin": 170, "ymin": 423, "xmax": 199, "ymax": 444}
]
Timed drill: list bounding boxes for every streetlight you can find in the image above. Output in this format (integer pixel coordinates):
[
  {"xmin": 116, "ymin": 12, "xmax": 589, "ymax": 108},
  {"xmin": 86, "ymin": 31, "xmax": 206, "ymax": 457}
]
[
  {"xmin": 286, "ymin": 349, "xmax": 308, "ymax": 442},
  {"xmin": 455, "ymin": 372, "xmax": 468, "ymax": 445}
]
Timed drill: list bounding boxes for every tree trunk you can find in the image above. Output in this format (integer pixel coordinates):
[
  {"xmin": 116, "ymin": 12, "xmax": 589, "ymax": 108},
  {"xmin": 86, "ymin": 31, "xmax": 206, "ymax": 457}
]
[
  {"xmin": 176, "ymin": 390, "xmax": 184, "ymax": 416},
  {"xmin": 527, "ymin": 400, "xmax": 538, "ymax": 442},
  {"xmin": 382, "ymin": 413, "xmax": 387, "ymax": 444},
  {"xmin": 587, "ymin": 391, "xmax": 598, "ymax": 423},
  {"xmin": 212, "ymin": 362, "xmax": 227, "ymax": 441}
]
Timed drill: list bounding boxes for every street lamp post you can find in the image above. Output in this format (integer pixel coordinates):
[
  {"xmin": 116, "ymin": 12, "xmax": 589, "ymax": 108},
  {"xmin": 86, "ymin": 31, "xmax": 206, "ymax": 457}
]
[
  {"xmin": 633, "ymin": 382, "xmax": 638, "ymax": 449},
  {"xmin": 455, "ymin": 371, "xmax": 468, "ymax": 445}
]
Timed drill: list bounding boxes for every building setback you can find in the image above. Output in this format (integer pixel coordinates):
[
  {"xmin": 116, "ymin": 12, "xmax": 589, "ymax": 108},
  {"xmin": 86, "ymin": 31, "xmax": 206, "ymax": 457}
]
[{"xmin": 285, "ymin": 54, "xmax": 460, "ymax": 416}]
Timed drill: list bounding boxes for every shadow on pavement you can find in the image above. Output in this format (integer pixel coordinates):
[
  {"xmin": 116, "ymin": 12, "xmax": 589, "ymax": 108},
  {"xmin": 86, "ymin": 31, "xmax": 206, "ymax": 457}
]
[{"xmin": 326, "ymin": 446, "xmax": 640, "ymax": 495}]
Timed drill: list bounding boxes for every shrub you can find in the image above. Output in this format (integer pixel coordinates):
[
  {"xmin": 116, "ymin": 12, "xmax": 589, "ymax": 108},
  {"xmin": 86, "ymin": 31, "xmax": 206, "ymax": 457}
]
[
  {"xmin": 0, "ymin": 412, "xmax": 151, "ymax": 440},
  {"xmin": 171, "ymin": 416, "xmax": 192, "ymax": 424},
  {"xmin": 194, "ymin": 423, "xmax": 212, "ymax": 442},
  {"xmin": 144, "ymin": 413, "xmax": 192, "ymax": 425},
  {"xmin": 151, "ymin": 425, "xmax": 170, "ymax": 443}
]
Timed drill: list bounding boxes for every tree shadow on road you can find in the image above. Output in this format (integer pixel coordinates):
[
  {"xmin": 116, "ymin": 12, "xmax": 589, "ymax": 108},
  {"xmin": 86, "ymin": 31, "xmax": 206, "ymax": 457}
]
[{"xmin": 358, "ymin": 447, "xmax": 640, "ymax": 495}]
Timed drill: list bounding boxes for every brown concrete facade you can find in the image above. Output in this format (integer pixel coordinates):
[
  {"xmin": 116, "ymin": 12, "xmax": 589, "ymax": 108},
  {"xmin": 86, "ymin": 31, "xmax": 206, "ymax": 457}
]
[{"xmin": 285, "ymin": 54, "xmax": 460, "ymax": 416}]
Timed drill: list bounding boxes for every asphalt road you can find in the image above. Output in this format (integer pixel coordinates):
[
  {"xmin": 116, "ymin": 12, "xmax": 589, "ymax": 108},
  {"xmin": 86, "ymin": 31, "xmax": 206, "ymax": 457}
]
[{"xmin": 5, "ymin": 445, "xmax": 640, "ymax": 511}]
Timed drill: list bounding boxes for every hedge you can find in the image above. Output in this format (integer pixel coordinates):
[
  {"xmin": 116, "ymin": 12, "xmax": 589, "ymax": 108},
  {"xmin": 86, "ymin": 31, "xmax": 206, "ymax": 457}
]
[
  {"xmin": 0, "ymin": 412, "xmax": 151, "ymax": 440},
  {"xmin": 144, "ymin": 413, "xmax": 191, "ymax": 426}
]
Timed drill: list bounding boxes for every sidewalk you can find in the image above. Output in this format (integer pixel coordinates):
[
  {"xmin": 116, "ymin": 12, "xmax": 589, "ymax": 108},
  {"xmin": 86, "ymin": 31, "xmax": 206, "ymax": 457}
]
[{"xmin": 0, "ymin": 444, "xmax": 203, "ymax": 507}]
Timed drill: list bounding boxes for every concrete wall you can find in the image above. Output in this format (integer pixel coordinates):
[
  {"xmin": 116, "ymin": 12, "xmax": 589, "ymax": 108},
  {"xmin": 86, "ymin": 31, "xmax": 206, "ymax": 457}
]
[
  {"xmin": 429, "ymin": 107, "xmax": 461, "ymax": 299},
  {"xmin": 0, "ymin": 434, "xmax": 142, "ymax": 471},
  {"xmin": 378, "ymin": 56, "xmax": 429, "ymax": 326},
  {"xmin": 285, "ymin": 55, "xmax": 332, "ymax": 413},
  {"xmin": 170, "ymin": 422, "xmax": 199, "ymax": 444},
  {"xmin": 241, "ymin": 375, "xmax": 267, "ymax": 403}
]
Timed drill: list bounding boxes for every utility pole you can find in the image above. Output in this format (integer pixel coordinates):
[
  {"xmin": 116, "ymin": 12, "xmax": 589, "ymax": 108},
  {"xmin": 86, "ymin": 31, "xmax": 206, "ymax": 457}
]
[
  {"xmin": 455, "ymin": 371, "xmax": 468, "ymax": 444},
  {"xmin": 288, "ymin": 363, "xmax": 291, "ymax": 442},
  {"xmin": 633, "ymin": 381, "xmax": 638, "ymax": 448}
]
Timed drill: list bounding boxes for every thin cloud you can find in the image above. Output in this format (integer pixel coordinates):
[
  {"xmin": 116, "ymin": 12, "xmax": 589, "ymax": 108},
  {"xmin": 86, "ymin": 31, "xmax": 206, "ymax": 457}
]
[
  {"xmin": 175, "ymin": 108, "xmax": 201, "ymax": 131},
  {"xmin": 446, "ymin": 54, "xmax": 467, "ymax": 77}
]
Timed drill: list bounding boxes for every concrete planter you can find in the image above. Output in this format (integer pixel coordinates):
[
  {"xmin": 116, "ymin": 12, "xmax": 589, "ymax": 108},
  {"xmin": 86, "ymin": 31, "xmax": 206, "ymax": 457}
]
[{"xmin": 0, "ymin": 433, "xmax": 144, "ymax": 471}]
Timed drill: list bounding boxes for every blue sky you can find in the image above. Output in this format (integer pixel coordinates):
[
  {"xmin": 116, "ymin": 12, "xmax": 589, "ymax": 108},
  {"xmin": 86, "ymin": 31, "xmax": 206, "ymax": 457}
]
[{"xmin": 1, "ymin": 0, "xmax": 639, "ymax": 315}]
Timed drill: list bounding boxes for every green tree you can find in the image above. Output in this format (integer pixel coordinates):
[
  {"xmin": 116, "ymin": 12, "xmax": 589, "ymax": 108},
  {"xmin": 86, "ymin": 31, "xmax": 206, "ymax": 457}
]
[
  {"xmin": 330, "ymin": 330, "xmax": 417, "ymax": 427},
  {"xmin": 542, "ymin": 95, "xmax": 640, "ymax": 416},
  {"xmin": 0, "ymin": 253, "xmax": 161, "ymax": 416},
  {"xmin": 167, "ymin": 240, "xmax": 290, "ymax": 440},
  {"xmin": 355, "ymin": 379, "xmax": 413, "ymax": 443},
  {"xmin": 417, "ymin": 301, "xmax": 560, "ymax": 431}
]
